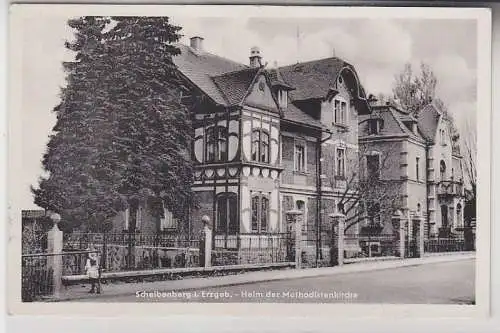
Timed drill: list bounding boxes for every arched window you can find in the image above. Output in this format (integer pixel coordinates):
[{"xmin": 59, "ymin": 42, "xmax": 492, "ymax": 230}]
[
  {"xmin": 205, "ymin": 126, "xmax": 227, "ymax": 163},
  {"xmin": 251, "ymin": 129, "xmax": 270, "ymax": 163},
  {"xmin": 216, "ymin": 193, "xmax": 238, "ymax": 234},
  {"xmin": 251, "ymin": 194, "xmax": 269, "ymax": 233},
  {"xmin": 440, "ymin": 160, "xmax": 446, "ymax": 181},
  {"xmin": 296, "ymin": 200, "xmax": 306, "ymax": 233}
]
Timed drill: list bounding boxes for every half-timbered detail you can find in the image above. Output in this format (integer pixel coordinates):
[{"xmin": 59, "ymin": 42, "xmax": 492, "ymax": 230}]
[{"xmin": 103, "ymin": 38, "xmax": 373, "ymax": 267}]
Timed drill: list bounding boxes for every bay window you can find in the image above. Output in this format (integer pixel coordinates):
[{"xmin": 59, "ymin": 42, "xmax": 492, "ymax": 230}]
[
  {"xmin": 205, "ymin": 126, "xmax": 227, "ymax": 162},
  {"xmin": 251, "ymin": 129, "xmax": 270, "ymax": 163}
]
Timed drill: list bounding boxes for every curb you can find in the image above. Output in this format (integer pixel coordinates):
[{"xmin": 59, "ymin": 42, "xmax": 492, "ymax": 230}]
[{"xmin": 51, "ymin": 253, "xmax": 475, "ymax": 302}]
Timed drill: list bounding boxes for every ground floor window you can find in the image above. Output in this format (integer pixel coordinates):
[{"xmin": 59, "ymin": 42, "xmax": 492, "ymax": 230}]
[
  {"xmin": 251, "ymin": 194, "xmax": 269, "ymax": 233},
  {"xmin": 216, "ymin": 193, "xmax": 238, "ymax": 234}
]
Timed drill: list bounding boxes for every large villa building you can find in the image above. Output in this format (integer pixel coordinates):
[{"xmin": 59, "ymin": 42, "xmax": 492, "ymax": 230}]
[{"xmin": 105, "ymin": 36, "xmax": 466, "ymax": 252}]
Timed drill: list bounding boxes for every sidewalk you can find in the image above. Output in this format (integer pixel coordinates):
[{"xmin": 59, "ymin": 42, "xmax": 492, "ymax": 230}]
[{"xmin": 53, "ymin": 251, "xmax": 474, "ymax": 302}]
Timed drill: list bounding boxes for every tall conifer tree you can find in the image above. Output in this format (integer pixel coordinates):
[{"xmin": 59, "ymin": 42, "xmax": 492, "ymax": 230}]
[{"xmin": 33, "ymin": 16, "xmax": 194, "ymax": 232}]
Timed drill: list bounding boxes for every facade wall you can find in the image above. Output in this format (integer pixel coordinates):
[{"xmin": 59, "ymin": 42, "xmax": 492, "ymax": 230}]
[{"xmin": 429, "ymin": 118, "xmax": 465, "ymax": 234}]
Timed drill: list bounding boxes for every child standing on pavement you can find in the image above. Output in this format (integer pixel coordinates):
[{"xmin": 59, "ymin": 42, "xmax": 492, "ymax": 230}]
[{"xmin": 84, "ymin": 248, "xmax": 101, "ymax": 294}]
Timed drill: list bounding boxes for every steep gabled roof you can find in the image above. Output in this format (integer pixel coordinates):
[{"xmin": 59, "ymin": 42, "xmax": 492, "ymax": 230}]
[
  {"xmin": 283, "ymin": 102, "xmax": 322, "ymax": 128},
  {"xmin": 416, "ymin": 104, "xmax": 442, "ymax": 143},
  {"xmin": 267, "ymin": 67, "xmax": 294, "ymax": 90},
  {"xmin": 211, "ymin": 67, "xmax": 260, "ymax": 106},
  {"xmin": 279, "ymin": 57, "xmax": 369, "ymax": 105},
  {"xmin": 359, "ymin": 105, "xmax": 425, "ymax": 142},
  {"xmin": 172, "ymin": 44, "xmax": 248, "ymax": 105}
]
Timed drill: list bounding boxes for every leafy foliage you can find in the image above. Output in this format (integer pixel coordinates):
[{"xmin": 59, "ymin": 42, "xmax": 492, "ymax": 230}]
[{"xmin": 392, "ymin": 62, "xmax": 459, "ymax": 141}]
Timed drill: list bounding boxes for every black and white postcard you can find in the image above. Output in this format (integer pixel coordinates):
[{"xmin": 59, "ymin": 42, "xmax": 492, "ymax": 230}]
[{"xmin": 7, "ymin": 4, "xmax": 492, "ymax": 318}]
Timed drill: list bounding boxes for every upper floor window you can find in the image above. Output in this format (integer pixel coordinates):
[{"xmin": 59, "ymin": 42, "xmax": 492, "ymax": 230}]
[
  {"xmin": 336, "ymin": 148, "xmax": 346, "ymax": 178},
  {"xmin": 416, "ymin": 157, "xmax": 420, "ymax": 181},
  {"xmin": 440, "ymin": 129, "xmax": 447, "ymax": 146},
  {"xmin": 440, "ymin": 160, "xmax": 446, "ymax": 181},
  {"xmin": 278, "ymin": 90, "xmax": 288, "ymax": 108},
  {"xmin": 205, "ymin": 126, "xmax": 227, "ymax": 163},
  {"xmin": 251, "ymin": 194, "xmax": 269, "ymax": 233},
  {"xmin": 366, "ymin": 154, "xmax": 380, "ymax": 179},
  {"xmin": 294, "ymin": 143, "xmax": 306, "ymax": 172},
  {"xmin": 333, "ymin": 97, "xmax": 348, "ymax": 126},
  {"xmin": 368, "ymin": 119, "xmax": 379, "ymax": 135},
  {"xmin": 251, "ymin": 130, "xmax": 270, "ymax": 163}
]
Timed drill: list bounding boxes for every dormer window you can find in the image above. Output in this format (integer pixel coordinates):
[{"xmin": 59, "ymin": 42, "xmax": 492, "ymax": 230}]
[
  {"xmin": 368, "ymin": 119, "xmax": 380, "ymax": 135},
  {"xmin": 278, "ymin": 89, "xmax": 288, "ymax": 108},
  {"xmin": 333, "ymin": 97, "xmax": 348, "ymax": 126}
]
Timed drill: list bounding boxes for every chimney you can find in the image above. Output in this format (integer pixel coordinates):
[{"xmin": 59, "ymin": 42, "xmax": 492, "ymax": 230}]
[
  {"xmin": 249, "ymin": 46, "xmax": 262, "ymax": 68},
  {"xmin": 190, "ymin": 36, "xmax": 204, "ymax": 52}
]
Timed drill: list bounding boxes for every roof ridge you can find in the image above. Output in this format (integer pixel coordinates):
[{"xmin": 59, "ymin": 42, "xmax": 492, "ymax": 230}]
[
  {"xmin": 390, "ymin": 108, "xmax": 425, "ymax": 141},
  {"xmin": 175, "ymin": 43, "xmax": 248, "ymax": 68},
  {"xmin": 278, "ymin": 56, "xmax": 345, "ymax": 69},
  {"xmin": 210, "ymin": 66, "xmax": 259, "ymax": 79}
]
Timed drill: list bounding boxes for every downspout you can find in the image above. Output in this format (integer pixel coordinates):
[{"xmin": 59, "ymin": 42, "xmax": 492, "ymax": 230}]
[
  {"xmin": 316, "ymin": 128, "xmax": 333, "ymax": 267},
  {"xmin": 425, "ymin": 142, "xmax": 430, "ymax": 239}
]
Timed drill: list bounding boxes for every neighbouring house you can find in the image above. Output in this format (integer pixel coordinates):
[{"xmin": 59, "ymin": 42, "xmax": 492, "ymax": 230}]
[
  {"xmin": 417, "ymin": 104, "xmax": 466, "ymax": 237},
  {"xmin": 105, "ymin": 36, "xmax": 372, "ymax": 263},
  {"xmin": 359, "ymin": 100, "xmax": 465, "ymax": 239}
]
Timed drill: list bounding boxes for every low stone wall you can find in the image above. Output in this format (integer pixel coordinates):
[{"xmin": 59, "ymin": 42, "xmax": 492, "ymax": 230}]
[
  {"xmin": 301, "ymin": 246, "xmax": 332, "ymax": 268},
  {"xmin": 212, "ymin": 248, "xmax": 288, "ymax": 266}
]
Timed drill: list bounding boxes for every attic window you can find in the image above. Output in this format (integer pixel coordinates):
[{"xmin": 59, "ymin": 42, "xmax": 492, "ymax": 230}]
[
  {"xmin": 368, "ymin": 119, "xmax": 380, "ymax": 135},
  {"xmin": 338, "ymin": 76, "xmax": 343, "ymax": 84},
  {"xmin": 278, "ymin": 90, "xmax": 288, "ymax": 108}
]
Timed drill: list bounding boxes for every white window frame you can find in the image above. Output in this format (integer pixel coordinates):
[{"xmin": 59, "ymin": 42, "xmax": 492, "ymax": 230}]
[
  {"xmin": 124, "ymin": 208, "xmax": 130, "ymax": 231},
  {"xmin": 278, "ymin": 90, "xmax": 287, "ymax": 108},
  {"xmin": 160, "ymin": 201, "xmax": 177, "ymax": 231},
  {"xmin": 335, "ymin": 147, "xmax": 346, "ymax": 178},
  {"xmin": 294, "ymin": 142, "xmax": 307, "ymax": 173},
  {"xmin": 333, "ymin": 96, "xmax": 348, "ymax": 126},
  {"xmin": 136, "ymin": 206, "xmax": 143, "ymax": 230}
]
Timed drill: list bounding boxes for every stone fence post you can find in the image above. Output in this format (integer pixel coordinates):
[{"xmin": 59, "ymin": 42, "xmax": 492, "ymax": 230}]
[
  {"xmin": 199, "ymin": 215, "xmax": 212, "ymax": 268},
  {"xmin": 416, "ymin": 214, "xmax": 425, "ymax": 257},
  {"xmin": 330, "ymin": 212, "xmax": 345, "ymax": 266},
  {"xmin": 392, "ymin": 210, "xmax": 405, "ymax": 258},
  {"xmin": 47, "ymin": 213, "xmax": 63, "ymax": 298},
  {"xmin": 286, "ymin": 210, "xmax": 302, "ymax": 269}
]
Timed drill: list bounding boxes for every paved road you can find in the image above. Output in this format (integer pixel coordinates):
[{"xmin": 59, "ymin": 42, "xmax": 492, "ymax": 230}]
[{"xmin": 80, "ymin": 259, "xmax": 475, "ymax": 304}]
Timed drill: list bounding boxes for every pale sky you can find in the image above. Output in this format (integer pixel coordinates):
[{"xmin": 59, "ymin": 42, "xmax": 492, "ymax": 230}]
[{"xmin": 20, "ymin": 15, "xmax": 478, "ymax": 209}]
